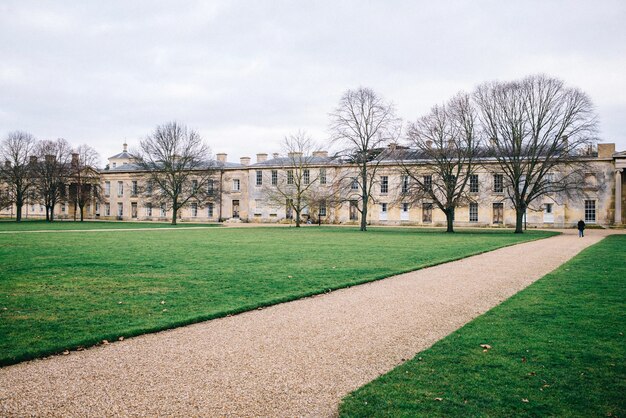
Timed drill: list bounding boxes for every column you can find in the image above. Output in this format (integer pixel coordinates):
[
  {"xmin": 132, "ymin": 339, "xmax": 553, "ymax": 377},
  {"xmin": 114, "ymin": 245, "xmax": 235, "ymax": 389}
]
[{"xmin": 616, "ymin": 169, "xmax": 622, "ymax": 224}]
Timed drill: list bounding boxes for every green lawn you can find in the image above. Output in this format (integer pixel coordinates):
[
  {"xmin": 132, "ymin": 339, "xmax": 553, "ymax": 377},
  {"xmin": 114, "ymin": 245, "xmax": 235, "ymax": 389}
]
[
  {"xmin": 340, "ymin": 234, "xmax": 625, "ymax": 417},
  {"xmin": 0, "ymin": 219, "xmax": 220, "ymax": 231},
  {"xmin": 0, "ymin": 227, "xmax": 553, "ymax": 366}
]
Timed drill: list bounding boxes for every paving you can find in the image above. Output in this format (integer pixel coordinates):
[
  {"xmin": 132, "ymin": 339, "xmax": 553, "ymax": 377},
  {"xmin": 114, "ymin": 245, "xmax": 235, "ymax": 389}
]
[{"xmin": 0, "ymin": 229, "xmax": 618, "ymax": 417}]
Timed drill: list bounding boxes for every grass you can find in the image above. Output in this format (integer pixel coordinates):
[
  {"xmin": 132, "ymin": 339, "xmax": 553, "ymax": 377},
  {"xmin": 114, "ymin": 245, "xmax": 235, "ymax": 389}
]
[
  {"xmin": 0, "ymin": 219, "xmax": 220, "ymax": 231},
  {"xmin": 340, "ymin": 234, "xmax": 625, "ymax": 417},
  {"xmin": 0, "ymin": 226, "xmax": 554, "ymax": 366}
]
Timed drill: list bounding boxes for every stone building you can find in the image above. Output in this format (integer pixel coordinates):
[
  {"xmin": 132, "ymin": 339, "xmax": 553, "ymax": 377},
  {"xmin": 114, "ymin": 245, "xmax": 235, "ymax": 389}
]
[{"xmin": 2, "ymin": 143, "xmax": 625, "ymax": 228}]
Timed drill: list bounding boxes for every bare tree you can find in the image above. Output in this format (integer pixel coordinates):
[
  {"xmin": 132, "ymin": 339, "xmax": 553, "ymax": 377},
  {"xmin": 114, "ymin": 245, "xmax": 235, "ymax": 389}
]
[
  {"xmin": 32, "ymin": 138, "xmax": 71, "ymax": 222},
  {"xmin": 0, "ymin": 131, "xmax": 37, "ymax": 222},
  {"xmin": 474, "ymin": 74, "xmax": 598, "ymax": 233},
  {"xmin": 329, "ymin": 87, "xmax": 401, "ymax": 231},
  {"xmin": 69, "ymin": 144, "xmax": 102, "ymax": 222},
  {"xmin": 262, "ymin": 132, "xmax": 322, "ymax": 227},
  {"xmin": 400, "ymin": 93, "xmax": 480, "ymax": 232},
  {"xmin": 131, "ymin": 121, "xmax": 216, "ymax": 225}
]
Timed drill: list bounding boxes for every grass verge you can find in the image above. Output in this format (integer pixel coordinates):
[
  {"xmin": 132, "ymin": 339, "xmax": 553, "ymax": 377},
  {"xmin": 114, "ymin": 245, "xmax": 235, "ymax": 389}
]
[
  {"xmin": 340, "ymin": 234, "xmax": 625, "ymax": 417},
  {"xmin": 0, "ymin": 219, "xmax": 220, "ymax": 231}
]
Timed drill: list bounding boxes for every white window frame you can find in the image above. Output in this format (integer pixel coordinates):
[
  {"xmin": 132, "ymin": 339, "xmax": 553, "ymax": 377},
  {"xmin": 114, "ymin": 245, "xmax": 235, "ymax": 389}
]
[
  {"xmin": 232, "ymin": 179, "xmax": 240, "ymax": 191},
  {"xmin": 380, "ymin": 176, "xmax": 388, "ymax": 194},
  {"xmin": 469, "ymin": 202, "xmax": 478, "ymax": 222}
]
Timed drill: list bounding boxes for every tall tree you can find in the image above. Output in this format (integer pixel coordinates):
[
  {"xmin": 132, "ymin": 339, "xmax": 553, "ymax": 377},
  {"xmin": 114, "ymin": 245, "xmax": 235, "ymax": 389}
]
[
  {"xmin": 400, "ymin": 93, "xmax": 480, "ymax": 232},
  {"xmin": 0, "ymin": 131, "xmax": 37, "ymax": 222},
  {"xmin": 474, "ymin": 74, "xmax": 598, "ymax": 233},
  {"xmin": 262, "ymin": 132, "xmax": 322, "ymax": 227},
  {"xmin": 32, "ymin": 138, "xmax": 71, "ymax": 221},
  {"xmin": 131, "ymin": 121, "xmax": 216, "ymax": 225},
  {"xmin": 329, "ymin": 87, "xmax": 401, "ymax": 231},
  {"xmin": 69, "ymin": 144, "xmax": 101, "ymax": 222}
]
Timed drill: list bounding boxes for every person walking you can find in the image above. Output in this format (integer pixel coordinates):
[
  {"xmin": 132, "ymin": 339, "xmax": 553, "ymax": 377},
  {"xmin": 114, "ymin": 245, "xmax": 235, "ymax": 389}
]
[{"xmin": 577, "ymin": 219, "xmax": 586, "ymax": 237}]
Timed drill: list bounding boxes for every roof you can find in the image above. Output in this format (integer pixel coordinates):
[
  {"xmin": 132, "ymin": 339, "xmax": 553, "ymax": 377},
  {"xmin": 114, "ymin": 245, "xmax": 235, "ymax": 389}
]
[
  {"xmin": 250, "ymin": 155, "xmax": 337, "ymax": 167},
  {"xmin": 109, "ymin": 151, "xmax": 133, "ymax": 160},
  {"xmin": 102, "ymin": 160, "xmax": 243, "ymax": 173}
]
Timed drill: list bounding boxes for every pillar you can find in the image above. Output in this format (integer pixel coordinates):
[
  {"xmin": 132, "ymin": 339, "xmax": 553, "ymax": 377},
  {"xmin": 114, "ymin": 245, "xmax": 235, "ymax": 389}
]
[{"xmin": 616, "ymin": 169, "xmax": 623, "ymax": 224}]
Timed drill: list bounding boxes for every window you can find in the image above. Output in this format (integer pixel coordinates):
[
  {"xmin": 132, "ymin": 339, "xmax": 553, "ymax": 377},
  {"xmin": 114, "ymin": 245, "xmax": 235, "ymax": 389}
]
[
  {"xmin": 351, "ymin": 178, "xmax": 359, "ymax": 190},
  {"xmin": 105, "ymin": 203, "xmax": 111, "ymax": 216},
  {"xmin": 192, "ymin": 179, "xmax": 198, "ymax": 194},
  {"xmin": 423, "ymin": 175, "xmax": 432, "ymax": 192},
  {"xmin": 207, "ymin": 180, "xmax": 214, "ymax": 195},
  {"xmin": 112, "ymin": 162, "xmax": 116, "ymax": 168},
  {"xmin": 380, "ymin": 176, "xmax": 388, "ymax": 194},
  {"xmin": 469, "ymin": 202, "xmax": 478, "ymax": 222},
  {"xmin": 271, "ymin": 170, "xmax": 278, "ymax": 186},
  {"xmin": 61, "ymin": 203, "xmax": 66, "ymax": 213},
  {"xmin": 287, "ymin": 170, "xmax": 294, "ymax": 185},
  {"xmin": 232, "ymin": 179, "xmax": 240, "ymax": 191},
  {"xmin": 381, "ymin": 202, "xmax": 388, "ymax": 213},
  {"xmin": 146, "ymin": 181, "xmax": 153, "ymax": 195},
  {"xmin": 402, "ymin": 176, "xmax": 409, "ymax": 193},
  {"xmin": 117, "ymin": 202, "xmax": 123, "ymax": 217},
  {"xmin": 422, "ymin": 203, "xmax": 433, "ymax": 223},
  {"xmin": 402, "ymin": 202, "xmax": 409, "ymax": 212},
  {"xmin": 131, "ymin": 202, "xmax": 137, "ymax": 218},
  {"xmin": 584, "ymin": 200, "xmax": 596, "ymax": 223},
  {"xmin": 349, "ymin": 200, "xmax": 359, "ymax": 220},
  {"xmin": 286, "ymin": 199, "xmax": 293, "ymax": 219},
  {"xmin": 493, "ymin": 174, "xmax": 504, "ymax": 193},
  {"xmin": 545, "ymin": 173, "xmax": 554, "ymax": 192},
  {"xmin": 319, "ymin": 201, "xmax": 326, "ymax": 217},
  {"xmin": 117, "ymin": 181, "xmax": 124, "ymax": 197},
  {"xmin": 256, "ymin": 170, "xmax": 263, "ymax": 186},
  {"xmin": 131, "ymin": 180, "xmax": 138, "ymax": 196},
  {"xmin": 303, "ymin": 169, "xmax": 310, "ymax": 185},
  {"xmin": 545, "ymin": 203, "xmax": 553, "ymax": 214},
  {"xmin": 208, "ymin": 203, "xmax": 214, "ymax": 218},
  {"xmin": 105, "ymin": 181, "xmax": 111, "ymax": 197},
  {"xmin": 493, "ymin": 202, "xmax": 504, "ymax": 224},
  {"xmin": 320, "ymin": 168, "xmax": 327, "ymax": 185},
  {"xmin": 30, "ymin": 203, "xmax": 35, "ymax": 211},
  {"xmin": 95, "ymin": 202, "xmax": 100, "ymax": 213},
  {"xmin": 146, "ymin": 203, "xmax": 152, "ymax": 216},
  {"xmin": 469, "ymin": 175, "xmax": 479, "ymax": 193},
  {"xmin": 160, "ymin": 204, "xmax": 167, "ymax": 217},
  {"xmin": 191, "ymin": 203, "xmax": 198, "ymax": 217}
]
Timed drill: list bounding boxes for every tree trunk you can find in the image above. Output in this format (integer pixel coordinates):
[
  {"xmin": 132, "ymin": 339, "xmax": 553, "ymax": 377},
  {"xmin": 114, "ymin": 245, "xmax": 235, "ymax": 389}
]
[
  {"xmin": 171, "ymin": 202, "xmax": 178, "ymax": 225},
  {"xmin": 295, "ymin": 209, "xmax": 301, "ymax": 227},
  {"xmin": 45, "ymin": 207, "xmax": 50, "ymax": 222},
  {"xmin": 515, "ymin": 207, "xmax": 524, "ymax": 233},
  {"xmin": 360, "ymin": 174, "xmax": 368, "ymax": 232},
  {"xmin": 16, "ymin": 197, "xmax": 23, "ymax": 222},
  {"xmin": 50, "ymin": 209, "xmax": 54, "ymax": 222},
  {"xmin": 445, "ymin": 208, "xmax": 455, "ymax": 233},
  {"xmin": 79, "ymin": 205, "xmax": 84, "ymax": 222}
]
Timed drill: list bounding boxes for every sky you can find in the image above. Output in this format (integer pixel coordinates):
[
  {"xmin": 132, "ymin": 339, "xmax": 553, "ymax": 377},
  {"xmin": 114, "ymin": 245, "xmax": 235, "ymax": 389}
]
[{"xmin": 1, "ymin": 0, "xmax": 625, "ymax": 167}]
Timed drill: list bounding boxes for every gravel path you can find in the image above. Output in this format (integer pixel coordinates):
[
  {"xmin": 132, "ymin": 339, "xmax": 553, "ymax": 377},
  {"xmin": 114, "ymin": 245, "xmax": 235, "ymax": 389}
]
[{"xmin": 0, "ymin": 229, "xmax": 618, "ymax": 417}]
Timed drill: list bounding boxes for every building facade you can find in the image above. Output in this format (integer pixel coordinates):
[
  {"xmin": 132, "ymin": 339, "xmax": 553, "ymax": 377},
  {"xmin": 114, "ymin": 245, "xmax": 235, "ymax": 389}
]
[{"xmin": 3, "ymin": 143, "xmax": 625, "ymax": 228}]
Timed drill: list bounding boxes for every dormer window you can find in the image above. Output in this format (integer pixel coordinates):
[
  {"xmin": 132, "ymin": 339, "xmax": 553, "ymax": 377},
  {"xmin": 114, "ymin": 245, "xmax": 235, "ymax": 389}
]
[{"xmin": 112, "ymin": 162, "xmax": 117, "ymax": 168}]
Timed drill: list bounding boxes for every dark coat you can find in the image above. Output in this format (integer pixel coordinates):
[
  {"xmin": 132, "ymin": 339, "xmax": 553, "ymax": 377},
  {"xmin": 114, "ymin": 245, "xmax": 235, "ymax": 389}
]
[{"xmin": 577, "ymin": 220, "xmax": 586, "ymax": 231}]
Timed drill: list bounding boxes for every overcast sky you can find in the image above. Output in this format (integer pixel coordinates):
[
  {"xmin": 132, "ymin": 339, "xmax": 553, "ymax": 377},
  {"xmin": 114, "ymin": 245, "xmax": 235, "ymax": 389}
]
[{"xmin": 1, "ymin": 1, "xmax": 625, "ymax": 166}]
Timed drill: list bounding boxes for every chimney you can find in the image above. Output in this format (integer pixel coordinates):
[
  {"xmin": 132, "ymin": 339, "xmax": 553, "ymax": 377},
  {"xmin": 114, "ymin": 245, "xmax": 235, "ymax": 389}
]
[
  {"xmin": 272, "ymin": 153, "xmax": 280, "ymax": 159},
  {"xmin": 425, "ymin": 140, "xmax": 433, "ymax": 148},
  {"xmin": 256, "ymin": 153, "xmax": 268, "ymax": 163},
  {"xmin": 388, "ymin": 143, "xmax": 398, "ymax": 151},
  {"xmin": 240, "ymin": 156, "xmax": 251, "ymax": 166},
  {"xmin": 45, "ymin": 154, "xmax": 55, "ymax": 164},
  {"xmin": 216, "ymin": 153, "xmax": 227, "ymax": 163},
  {"xmin": 597, "ymin": 143, "xmax": 615, "ymax": 158},
  {"xmin": 313, "ymin": 150, "xmax": 328, "ymax": 158},
  {"xmin": 287, "ymin": 152, "xmax": 303, "ymax": 159},
  {"xmin": 71, "ymin": 152, "xmax": 79, "ymax": 167},
  {"xmin": 123, "ymin": 142, "xmax": 128, "ymax": 152},
  {"xmin": 29, "ymin": 156, "xmax": 38, "ymax": 165}
]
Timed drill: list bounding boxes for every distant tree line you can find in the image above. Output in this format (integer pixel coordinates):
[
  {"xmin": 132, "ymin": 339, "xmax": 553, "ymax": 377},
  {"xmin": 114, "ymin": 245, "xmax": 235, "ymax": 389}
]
[
  {"xmin": 0, "ymin": 132, "xmax": 101, "ymax": 222},
  {"xmin": 1, "ymin": 74, "xmax": 599, "ymax": 232}
]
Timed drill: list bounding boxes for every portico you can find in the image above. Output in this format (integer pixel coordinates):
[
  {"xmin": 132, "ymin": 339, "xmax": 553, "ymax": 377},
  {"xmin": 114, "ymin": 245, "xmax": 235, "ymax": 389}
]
[{"xmin": 614, "ymin": 152, "xmax": 626, "ymax": 225}]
